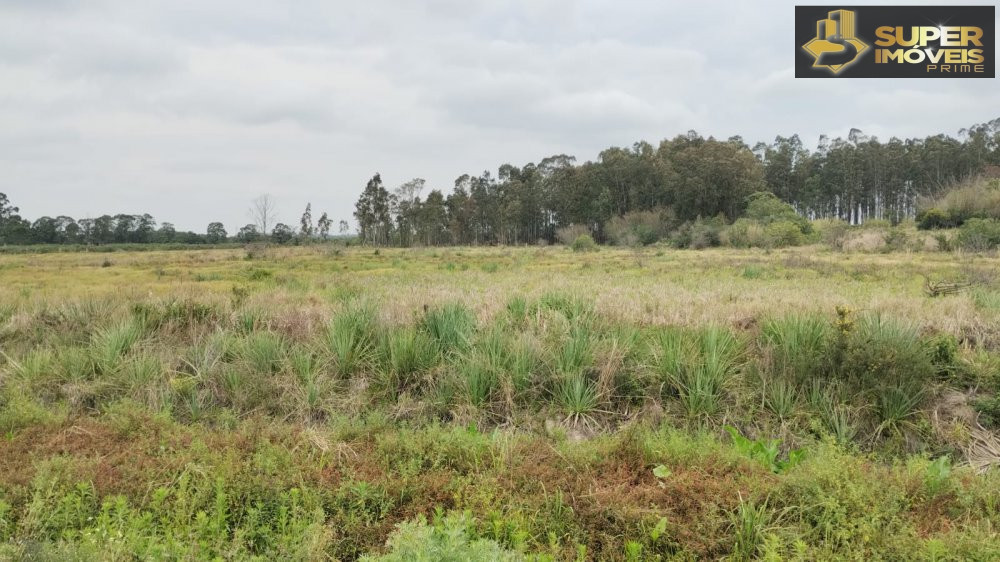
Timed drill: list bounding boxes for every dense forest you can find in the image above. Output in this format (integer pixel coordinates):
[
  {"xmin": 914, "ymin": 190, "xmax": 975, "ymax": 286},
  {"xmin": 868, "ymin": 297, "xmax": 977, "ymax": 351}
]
[
  {"xmin": 355, "ymin": 119, "xmax": 1000, "ymax": 246},
  {"xmin": 2, "ymin": 118, "xmax": 998, "ymax": 246}
]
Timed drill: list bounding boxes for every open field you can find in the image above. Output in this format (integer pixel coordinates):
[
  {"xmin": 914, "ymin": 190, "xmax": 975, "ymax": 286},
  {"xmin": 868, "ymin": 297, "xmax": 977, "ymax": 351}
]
[{"xmin": 2, "ymin": 244, "xmax": 1000, "ymax": 560}]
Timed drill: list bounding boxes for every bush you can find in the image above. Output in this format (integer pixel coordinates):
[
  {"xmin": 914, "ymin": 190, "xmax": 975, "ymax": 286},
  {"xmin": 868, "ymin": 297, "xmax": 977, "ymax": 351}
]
[
  {"xmin": 721, "ymin": 193, "xmax": 810, "ymax": 248},
  {"xmin": 671, "ymin": 216, "xmax": 725, "ymax": 249},
  {"xmin": 744, "ymin": 192, "xmax": 811, "ymax": 233},
  {"xmin": 956, "ymin": 218, "xmax": 1000, "ymax": 251},
  {"xmin": 918, "ymin": 177, "xmax": 1000, "ymax": 227},
  {"xmin": 570, "ymin": 234, "xmax": 598, "ymax": 252},
  {"xmin": 764, "ymin": 220, "xmax": 807, "ymax": 247},
  {"xmin": 916, "ymin": 208, "xmax": 953, "ymax": 230},
  {"xmin": 604, "ymin": 208, "xmax": 676, "ymax": 246},
  {"xmin": 813, "ymin": 218, "xmax": 851, "ymax": 249},
  {"xmin": 723, "ymin": 218, "xmax": 767, "ymax": 248},
  {"xmin": 555, "ymin": 224, "xmax": 590, "ymax": 246}
]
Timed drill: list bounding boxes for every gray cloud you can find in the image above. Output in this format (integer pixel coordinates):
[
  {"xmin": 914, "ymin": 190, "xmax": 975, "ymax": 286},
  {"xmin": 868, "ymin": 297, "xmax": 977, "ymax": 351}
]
[{"xmin": 0, "ymin": 0, "xmax": 997, "ymax": 232}]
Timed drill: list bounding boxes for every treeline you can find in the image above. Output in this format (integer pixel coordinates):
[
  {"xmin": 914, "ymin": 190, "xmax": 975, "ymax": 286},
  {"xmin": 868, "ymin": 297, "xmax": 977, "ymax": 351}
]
[
  {"xmin": 355, "ymin": 119, "xmax": 1000, "ymax": 246},
  {"xmin": 0, "ymin": 193, "xmax": 345, "ymax": 246}
]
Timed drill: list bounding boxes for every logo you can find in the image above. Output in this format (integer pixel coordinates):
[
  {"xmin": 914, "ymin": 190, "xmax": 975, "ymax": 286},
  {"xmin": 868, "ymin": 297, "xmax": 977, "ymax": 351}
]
[
  {"xmin": 795, "ymin": 6, "xmax": 995, "ymax": 78},
  {"xmin": 802, "ymin": 10, "xmax": 869, "ymax": 74}
]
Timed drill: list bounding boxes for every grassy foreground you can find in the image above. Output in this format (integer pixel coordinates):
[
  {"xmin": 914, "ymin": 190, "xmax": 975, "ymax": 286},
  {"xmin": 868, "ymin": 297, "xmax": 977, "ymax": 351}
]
[{"xmin": 1, "ymin": 245, "xmax": 999, "ymax": 560}]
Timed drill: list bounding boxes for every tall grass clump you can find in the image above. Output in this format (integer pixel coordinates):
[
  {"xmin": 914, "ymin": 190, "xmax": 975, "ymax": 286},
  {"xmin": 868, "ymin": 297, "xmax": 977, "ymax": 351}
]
[
  {"xmin": 421, "ymin": 302, "xmax": 476, "ymax": 354},
  {"xmin": 763, "ymin": 378, "xmax": 799, "ymax": 420},
  {"xmin": 457, "ymin": 358, "xmax": 497, "ymax": 408},
  {"xmin": 557, "ymin": 373, "xmax": 600, "ymax": 424},
  {"xmin": 325, "ymin": 304, "xmax": 378, "ymax": 377},
  {"xmin": 555, "ymin": 325, "xmax": 592, "ymax": 376},
  {"xmin": 376, "ymin": 327, "xmax": 439, "ymax": 392},
  {"xmin": 840, "ymin": 313, "xmax": 934, "ymax": 392},
  {"xmin": 539, "ymin": 292, "xmax": 593, "ymax": 324},
  {"xmin": 90, "ymin": 319, "xmax": 145, "ymax": 375},
  {"xmin": 729, "ymin": 497, "xmax": 771, "ymax": 561},
  {"xmin": 457, "ymin": 330, "xmax": 538, "ymax": 412},
  {"xmin": 288, "ymin": 346, "xmax": 329, "ymax": 416},
  {"xmin": 654, "ymin": 326, "xmax": 742, "ymax": 418},
  {"xmin": 876, "ymin": 382, "xmax": 925, "ymax": 435},
  {"xmin": 761, "ymin": 314, "xmax": 832, "ymax": 384},
  {"xmin": 235, "ymin": 331, "xmax": 287, "ymax": 374},
  {"xmin": 504, "ymin": 295, "xmax": 531, "ymax": 327}
]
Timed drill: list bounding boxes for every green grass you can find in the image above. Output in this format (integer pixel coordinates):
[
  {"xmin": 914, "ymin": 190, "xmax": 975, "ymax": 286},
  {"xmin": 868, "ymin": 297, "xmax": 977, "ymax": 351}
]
[{"xmin": 0, "ymin": 245, "xmax": 999, "ymax": 560}]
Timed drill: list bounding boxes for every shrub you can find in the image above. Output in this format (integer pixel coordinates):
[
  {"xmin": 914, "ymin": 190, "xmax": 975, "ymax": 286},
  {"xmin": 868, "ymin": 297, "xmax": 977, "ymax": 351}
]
[
  {"xmin": 723, "ymin": 218, "xmax": 768, "ymax": 248},
  {"xmin": 813, "ymin": 218, "xmax": 851, "ymax": 249},
  {"xmin": 916, "ymin": 207, "xmax": 953, "ymax": 230},
  {"xmin": 671, "ymin": 216, "xmax": 725, "ymax": 249},
  {"xmin": 764, "ymin": 220, "xmax": 807, "ymax": 247},
  {"xmin": 956, "ymin": 218, "xmax": 1000, "ymax": 251},
  {"xmin": 744, "ymin": 191, "xmax": 811, "ymax": 233},
  {"xmin": 570, "ymin": 234, "xmax": 598, "ymax": 252},
  {"xmin": 604, "ymin": 208, "xmax": 676, "ymax": 246},
  {"xmin": 555, "ymin": 224, "xmax": 590, "ymax": 246},
  {"xmin": 917, "ymin": 177, "xmax": 1000, "ymax": 227}
]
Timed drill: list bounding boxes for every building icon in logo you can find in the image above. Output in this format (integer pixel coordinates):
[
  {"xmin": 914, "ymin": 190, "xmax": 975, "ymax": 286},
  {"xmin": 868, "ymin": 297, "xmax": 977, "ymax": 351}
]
[{"xmin": 802, "ymin": 9, "xmax": 869, "ymax": 74}]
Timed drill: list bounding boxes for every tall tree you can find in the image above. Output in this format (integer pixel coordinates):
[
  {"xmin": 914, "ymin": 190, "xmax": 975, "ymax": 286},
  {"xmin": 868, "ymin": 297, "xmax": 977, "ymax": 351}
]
[
  {"xmin": 299, "ymin": 203, "xmax": 314, "ymax": 238},
  {"xmin": 206, "ymin": 222, "xmax": 227, "ymax": 243},
  {"xmin": 250, "ymin": 194, "xmax": 277, "ymax": 235},
  {"xmin": 317, "ymin": 212, "xmax": 332, "ymax": 239}
]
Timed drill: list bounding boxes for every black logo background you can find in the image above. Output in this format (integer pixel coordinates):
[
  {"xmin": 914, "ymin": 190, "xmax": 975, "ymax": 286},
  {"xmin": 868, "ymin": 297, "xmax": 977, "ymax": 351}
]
[{"xmin": 795, "ymin": 5, "xmax": 995, "ymax": 78}]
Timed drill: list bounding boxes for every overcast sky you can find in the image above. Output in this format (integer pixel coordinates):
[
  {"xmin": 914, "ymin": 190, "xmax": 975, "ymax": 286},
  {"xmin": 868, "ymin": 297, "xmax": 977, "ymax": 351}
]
[{"xmin": 2, "ymin": 0, "xmax": 998, "ymax": 232}]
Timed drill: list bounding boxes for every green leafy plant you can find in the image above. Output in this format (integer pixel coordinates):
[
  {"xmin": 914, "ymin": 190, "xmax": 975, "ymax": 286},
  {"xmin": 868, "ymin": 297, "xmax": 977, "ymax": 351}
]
[{"xmin": 726, "ymin": 426, "xmax": 804, "ymax": 473}]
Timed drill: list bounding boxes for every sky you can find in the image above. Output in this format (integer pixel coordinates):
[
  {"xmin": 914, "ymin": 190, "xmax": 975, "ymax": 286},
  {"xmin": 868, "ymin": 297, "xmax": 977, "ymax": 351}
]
[{"xmin": 1, "ymin": 0, "xmax": 998, "ymax": 233}]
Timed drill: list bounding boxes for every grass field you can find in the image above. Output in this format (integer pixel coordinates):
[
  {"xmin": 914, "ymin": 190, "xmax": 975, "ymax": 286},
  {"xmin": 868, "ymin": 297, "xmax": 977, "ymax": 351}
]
[{"xmin": 2, "ymin": 244, "xmax": 999, "ymax": 560}]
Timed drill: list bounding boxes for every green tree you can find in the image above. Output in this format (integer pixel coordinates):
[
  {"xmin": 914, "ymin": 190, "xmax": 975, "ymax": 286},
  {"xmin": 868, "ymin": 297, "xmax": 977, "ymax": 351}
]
[{"xmin": 206, "ymin": 222, "xmax": 227, "ymax": 243}]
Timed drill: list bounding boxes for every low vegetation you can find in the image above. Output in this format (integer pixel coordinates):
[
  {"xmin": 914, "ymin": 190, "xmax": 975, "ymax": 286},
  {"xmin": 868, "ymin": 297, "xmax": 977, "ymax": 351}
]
[{"xmin": 1, "ymin": 245, "xmax": 999, "ymax": 559}]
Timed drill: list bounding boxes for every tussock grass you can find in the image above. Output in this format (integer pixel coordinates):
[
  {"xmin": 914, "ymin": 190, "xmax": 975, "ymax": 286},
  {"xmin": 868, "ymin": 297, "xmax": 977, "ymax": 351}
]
[
  {"xmin": 235, "ymin": 331, "xmax": 286, "ymax": 374},
  {"xmin": 761, "ymin": 314, "xmax": 832, "ymax": 384},
  {"xmin": 421, "ymin": 302, "xmax": 476, "ymax": 354},
  {"xmin": 376, "ymin": 327, "xmax": 439, "ymax": 392},
  {"xmin": 90, "ymin": 319, "xmax": 144, "ymax": 375},
  {"xmin": 325, "ymin": 303, "xmax": 378, "ymax": 376}
]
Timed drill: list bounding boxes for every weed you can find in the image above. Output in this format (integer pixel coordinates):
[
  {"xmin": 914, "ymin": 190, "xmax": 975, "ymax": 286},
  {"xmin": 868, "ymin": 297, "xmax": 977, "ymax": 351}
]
[
  {"xmin": 730, "ymin": 496, "xmax": 770, "ymax": 561},
  {"xmin": 726, "ymin": 426, "xmax": 805, "ymax": 473}
]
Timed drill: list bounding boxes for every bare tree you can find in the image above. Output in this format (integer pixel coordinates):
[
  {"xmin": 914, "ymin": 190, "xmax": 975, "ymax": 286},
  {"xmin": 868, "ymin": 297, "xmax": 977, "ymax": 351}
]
[
  {"xmin": 249, "ymin": 194, "xmax": 277, "ymax": 235},
  {"xmin": 338, "ymin": 220, "xmax": 350, "ymax": 235}
]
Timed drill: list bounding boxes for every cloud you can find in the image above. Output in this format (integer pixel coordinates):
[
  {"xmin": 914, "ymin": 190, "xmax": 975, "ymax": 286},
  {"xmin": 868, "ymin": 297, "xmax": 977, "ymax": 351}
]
[{"xmin": 0, "ymin": 0, "xmax": 997, "ymax": 232}]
